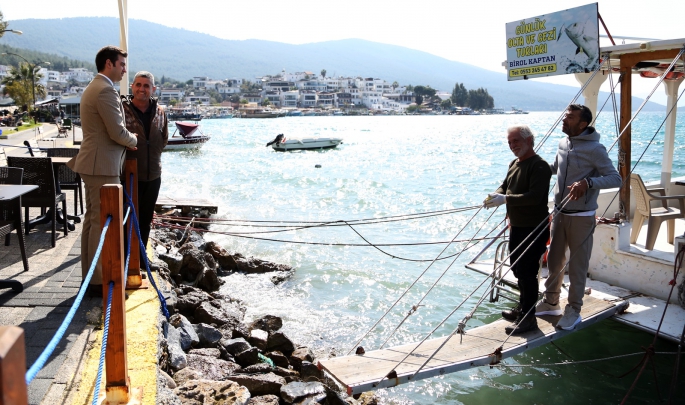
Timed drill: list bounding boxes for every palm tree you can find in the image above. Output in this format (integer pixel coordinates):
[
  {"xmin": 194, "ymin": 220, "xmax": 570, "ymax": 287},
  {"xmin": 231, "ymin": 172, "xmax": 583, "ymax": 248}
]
[
  {"xmin": 1, "ymin": 63, "xmax": 46, "ymax": 110},
  {"xmin": 321, "ymin": 69, "xmax": 327, "ymax": 79}
]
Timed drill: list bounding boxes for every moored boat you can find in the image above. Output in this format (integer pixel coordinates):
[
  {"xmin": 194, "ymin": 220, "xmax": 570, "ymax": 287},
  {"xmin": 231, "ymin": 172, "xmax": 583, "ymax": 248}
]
[
  {"xmin": 266, "ymin": 134, "xmax": 343, "ymax": 151},
  {"xmin": 164, "ymin": 121, "xmax": 210, "ymax": 151}
]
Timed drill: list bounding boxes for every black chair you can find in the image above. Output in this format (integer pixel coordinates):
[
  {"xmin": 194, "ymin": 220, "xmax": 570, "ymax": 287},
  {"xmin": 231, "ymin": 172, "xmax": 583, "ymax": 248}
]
[
  {"xmin": 47, "ymin": 148, "xmax": 83, "ymax": 216},
  {"xmin": 0, "ymin": 167, "xmax": 30, "ymax": 272},
  {"xmin": 7, "ymin": 156, "xmax": 68, "ymax": 247}
]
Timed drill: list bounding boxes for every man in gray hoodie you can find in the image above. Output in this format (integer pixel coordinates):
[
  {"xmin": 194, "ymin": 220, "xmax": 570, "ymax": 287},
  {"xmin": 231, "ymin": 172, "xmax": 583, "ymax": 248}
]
[{"xmin": 535, "ymin": 104, "xmax": 622, "ymax": 330}]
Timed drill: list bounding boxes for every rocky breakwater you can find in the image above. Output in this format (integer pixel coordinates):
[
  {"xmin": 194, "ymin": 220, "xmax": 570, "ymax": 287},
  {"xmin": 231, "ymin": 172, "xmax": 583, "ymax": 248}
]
[{"xmin": 150, "ymin": 226, "xmax": 376, "ymax": 405}]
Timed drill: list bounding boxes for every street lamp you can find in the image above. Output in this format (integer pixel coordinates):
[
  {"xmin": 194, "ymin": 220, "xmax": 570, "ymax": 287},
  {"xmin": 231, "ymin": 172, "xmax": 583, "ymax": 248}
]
[
  {"xmin": 0, "ymin": 29, "xmax": 23, "ymax": 35},
  {"xmin": 1, "ymin": 52, "xmax": 50, "ymax": 111}
]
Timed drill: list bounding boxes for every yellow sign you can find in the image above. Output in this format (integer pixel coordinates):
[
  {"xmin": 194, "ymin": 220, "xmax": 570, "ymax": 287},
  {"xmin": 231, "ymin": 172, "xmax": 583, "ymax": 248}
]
[{"xmin": 508, "ymin": 63, "xmax": 557, "ymax": 78}]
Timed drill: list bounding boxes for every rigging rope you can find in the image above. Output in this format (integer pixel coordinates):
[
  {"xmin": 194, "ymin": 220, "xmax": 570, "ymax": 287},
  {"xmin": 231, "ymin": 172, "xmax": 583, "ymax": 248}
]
[{"xmin": 346, "ymin": 205, "xmax": 504, "ymax": 355}]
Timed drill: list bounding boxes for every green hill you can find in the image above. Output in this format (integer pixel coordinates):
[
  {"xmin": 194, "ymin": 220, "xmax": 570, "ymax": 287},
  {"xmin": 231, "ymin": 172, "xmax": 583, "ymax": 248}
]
[{"xmin": 1, "ymin": 17, "xmax": 662, "ymax": 111}]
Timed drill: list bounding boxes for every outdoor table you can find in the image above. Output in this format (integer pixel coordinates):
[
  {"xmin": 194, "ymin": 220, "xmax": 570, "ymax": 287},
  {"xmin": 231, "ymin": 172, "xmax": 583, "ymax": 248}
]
[
  {"xmin": 26, "ymin": 156, "xmax": 78, "ymax": 232},
  {"xmin": 0, "ymin": 184, "xmax": 38, "ymax": 292}
]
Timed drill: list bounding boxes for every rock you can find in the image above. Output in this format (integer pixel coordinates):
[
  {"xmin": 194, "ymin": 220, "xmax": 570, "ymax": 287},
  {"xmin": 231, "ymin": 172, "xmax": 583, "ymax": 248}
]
[
  {"xmin": 206, "ymin": 241, "xmax": 240, "ymax": 270},
  {"xmin": 176, "ymin": 288, "xmax": 214, "ymax": 317},
  {"xmin": 159, "ymin": 251, "xmax": 183, "ymax": 277},
  {"xmin": 188, "ymin": 348, "xmax": 221, "ymax": 358},
  {"xmin": 266, "ymin": 332, "xmax": 295, "ymax": 355},
  {"xmin": 174, "ymin": 379, "xmax": 250, "ymax": 405},
  {"xmin": 204, "ymin": 252, "xmax": 218, "ymax": 269},
  {"xmin": 172, "ymin": 368, "xmax": 201, "ymax": 386},
  {"xmin": 294, "ymin": 394, "xmax": 326, "ymax": 405},
  {"xmin": 300, "ymin": 361, "xmax": 322, "ymax": 382},
  {"xmin": 234, "ymin": 257, "xmax": 292, "ymax": 274},
  {"xmin": 194, "ymin": 300, "xmax": 244, "ymax": 328},
  {"xmin": 180, "ymin": 245, "xmax": 209, "ymax": 282},
  {"xmin": 159, "ymin": 369, "xmax": 177, "ymax": 389},
  {"xmin": 170, "ymin": 314, "xmax": 199, "ymax": 351},
  {"xmin": 231, "ymin": 323, "xmax": 251, "ymax": 340},
  {"xmin": 246, "ymin": 395, "xmax": 280, "ymax": 405},
  {"xmin": 324, "ymin": 389, "xmax": 349, "ymax": 405},
  {"xmin": 195, "ymin": 323, "xmax": 223, "ymax": 347},
  {"xmin": 186, "ymin": 354, "xmax": 241, "ymax": 380},
  {"xmin": 236, "ymin": 363, "xmax": 272, "ymax": 374},
  {"xmin": 225, "ymin": 373, "xmax": 286, "ymax": 396},
  {"xmin": 249, "ymin": 329, "xmax": 269, "ymax": 351},
  {"xmin": 250, "ymin": 315, "xmax": 282, "ymax": 333},
  {"xmin": 270, "ymin": 271, "xmax": 293, "ymax": 285},
  {"xmin": 166, "ymin": 327, "xmax": 188, "ymax": 371},
  {"xmin": 280, "ymin": 382, "xmax": 326, "ymax": 404},
  {"xmin": 164, "ymin": 289, "xmax": 179, "ymax": 314},
  {"xmin": 358, "ymin": 392, "xmax": 379, "ymax": 405},
  {"xmin": 196, "ymin": 267, "xmax": 224, "ymax": 292},
  {"xmin": 266, "ymin": 351, "xmax": 289, "ymax": 368},
  {"xmin": 272, "ymin": 367, "xmax": 299, "ymax": 379},
  {"xmin": 289, "ymin": 347, "xmax": 313, "ymax": 372},
  {"xmin": 235, "ymin": 347, "xmax": 260, "ymax": 367},
  {"xmin": 221, "ymin": 338, "xmax": 252, "ymax": 356}
]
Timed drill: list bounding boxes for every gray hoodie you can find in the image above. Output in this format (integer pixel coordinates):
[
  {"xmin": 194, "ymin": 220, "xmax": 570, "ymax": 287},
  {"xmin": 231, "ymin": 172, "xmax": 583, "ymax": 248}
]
[{"xmin": 551, "ymin": 126, "xmax": 622, "ymax": 212}]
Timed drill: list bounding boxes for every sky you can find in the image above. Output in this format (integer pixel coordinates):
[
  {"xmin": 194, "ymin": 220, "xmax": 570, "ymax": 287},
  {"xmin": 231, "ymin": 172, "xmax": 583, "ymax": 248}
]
[{"xmin": 3, "ymin": 0, "xmax": 685, "ymax": 105}]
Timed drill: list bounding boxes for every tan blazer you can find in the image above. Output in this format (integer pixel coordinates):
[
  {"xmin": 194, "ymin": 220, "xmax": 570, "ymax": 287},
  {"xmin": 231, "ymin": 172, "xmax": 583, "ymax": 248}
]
[{"xmin": 67, "ymin": 75, "xmax": 137, "ymax": 176}]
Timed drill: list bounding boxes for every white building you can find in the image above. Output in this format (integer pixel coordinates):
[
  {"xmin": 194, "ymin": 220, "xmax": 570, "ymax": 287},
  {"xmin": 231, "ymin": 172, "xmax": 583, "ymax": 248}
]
[
  {"xmin": 283, "ymin": 90, "xmax": 299, "ymax": 107},
  {"xmin": 159, "ymin": 88, "xmax": 185, "ymax": 104},
  {"xmin": 63, "ymin": 68, "xmax": 94, "ymax": 83}
]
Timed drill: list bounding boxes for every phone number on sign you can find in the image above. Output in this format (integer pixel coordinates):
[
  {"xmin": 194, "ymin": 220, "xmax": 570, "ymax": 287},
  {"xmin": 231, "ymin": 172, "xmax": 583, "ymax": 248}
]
[{"xmin": 509, "ymin": 63, "xmax": 557, "ymax": 78}]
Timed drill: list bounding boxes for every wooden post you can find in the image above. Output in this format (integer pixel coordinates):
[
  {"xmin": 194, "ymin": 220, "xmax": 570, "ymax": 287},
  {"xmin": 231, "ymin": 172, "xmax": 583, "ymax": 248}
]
[
  {"xmin": 0, "ymin": 326, "xmax": 28, "ymax": 405},
  {"xmin": 123, "ymin": 158, "xmax": 143, "ymax": 289},
  {"xmin": 619, "ymin": 56, "xmax": 632, "ymax": 220},
  {"xmin": 100, "ymin": 184, "xmax": 129, "ymax": 403}
]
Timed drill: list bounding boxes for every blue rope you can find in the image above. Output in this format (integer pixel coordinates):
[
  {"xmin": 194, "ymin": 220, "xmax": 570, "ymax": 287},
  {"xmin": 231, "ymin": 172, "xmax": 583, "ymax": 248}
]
[
  {"xmin": 122, "ymin": 187, "xmax": 170, "ymax": 319},
  {"xmin": 25, "ymin": 216, "xmax": 113, "ymax": 384},
  {"xmin": 92, "ymin": 281, "xmax": 115, "ymax": 405}
]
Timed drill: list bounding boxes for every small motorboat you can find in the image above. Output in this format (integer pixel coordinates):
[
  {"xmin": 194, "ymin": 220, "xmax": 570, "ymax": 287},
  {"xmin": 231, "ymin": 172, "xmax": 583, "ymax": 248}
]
[
  {"xmin": 164, "ymin": 122, "xmax": 210, "ymax": 151},
  {"xmin": 266, "ymin": 134, "xmax": 342, "ymax": 152}
]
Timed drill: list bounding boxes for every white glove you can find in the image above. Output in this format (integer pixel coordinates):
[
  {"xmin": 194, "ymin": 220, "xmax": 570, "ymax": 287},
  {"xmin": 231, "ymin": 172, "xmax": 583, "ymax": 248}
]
[{"xmin": 483, "ymin": 193, "xmax": 506, "ymax": 209}]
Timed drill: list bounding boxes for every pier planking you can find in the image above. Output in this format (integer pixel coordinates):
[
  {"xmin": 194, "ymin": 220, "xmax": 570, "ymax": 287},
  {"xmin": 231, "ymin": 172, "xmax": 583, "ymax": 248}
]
[{"xmin": 318, "ymin": 296, "xmax": 627, "ymax": 395}]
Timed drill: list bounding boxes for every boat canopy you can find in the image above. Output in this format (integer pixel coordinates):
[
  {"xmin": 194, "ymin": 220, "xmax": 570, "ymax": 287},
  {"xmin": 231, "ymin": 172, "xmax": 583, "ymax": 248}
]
[{"xmin": 175, "ymin": 122, "xmax": 199, "ymax": 138}]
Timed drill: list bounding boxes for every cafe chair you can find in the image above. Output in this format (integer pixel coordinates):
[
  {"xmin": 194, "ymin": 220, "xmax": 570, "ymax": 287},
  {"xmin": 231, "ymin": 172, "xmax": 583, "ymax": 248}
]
[
  {"xmin": 7, "ymin": 156, "xmax": 68, "ymax": 247},
  {"xmin": 0, "ymin": 167, "xmax": 30, "ymax": 271},
  {"xmin": 47, "ymin": 148, "xmax": 83, "ymax": 216},
  {"xmin": 630, "ymin": 173, "xmax": 685, "ymax": 250}
]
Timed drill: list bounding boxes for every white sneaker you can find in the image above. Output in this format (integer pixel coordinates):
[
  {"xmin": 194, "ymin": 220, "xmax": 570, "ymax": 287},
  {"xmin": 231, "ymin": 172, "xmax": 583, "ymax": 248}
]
[
  {"xmin": 556, "ymin": 306, "xmax": 582, "ymax": 330},
  {"xmin": 535, "ymin": 300, "xmax": 562, "ymax": 316}
]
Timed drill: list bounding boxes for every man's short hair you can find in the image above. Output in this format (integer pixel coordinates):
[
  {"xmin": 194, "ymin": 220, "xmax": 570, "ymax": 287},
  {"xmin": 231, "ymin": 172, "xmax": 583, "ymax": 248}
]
[
  {"xmin": 568, "ymin": 104, "xmax": 593, "ymax": 124},
  {"xmin": 95, "ymin": 46, "xmax": 127, "ymax": 72},
  {"xmin": 509, "ymin": 124, "xmax": 535, "ymax": 145},
  {"xmin": 133, "ymin": 71, "xmax": 155, "ymax": 87}
]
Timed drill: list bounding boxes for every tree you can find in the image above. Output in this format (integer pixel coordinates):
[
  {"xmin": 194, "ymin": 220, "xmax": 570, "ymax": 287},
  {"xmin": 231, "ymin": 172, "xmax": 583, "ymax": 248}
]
[
  {"xmin": 413, "ymin": 85, "xmax": 436, "ymax": 99},
  {"xmin": 169, "ymin": 98, "xmax": 179, "ymax": 106},
  {"xmin": 415, "ymin": 94, "xmax": 424, "ymax": 106},
  {"xmin": 239, "ymin": 99, "xmax": 249, "ymax": 105},
  {"xmin": 451, "ymin": 83, "xmax": 469, "ymax": 106},
  {"xmin": 440, "ymin": 99, "xmax": 452, "ymax": 110},
  {"xmin": 1, "ymin": 63, "xmax": 46, "ymax": 110},
  {"xmin": 392, "ymin": 81, "xmax": 399, "ymax": 91},
  {"xmin": 467, "ymin": 88, "xmax": 494, "ymax": 110},
  {"xmin": 229, "ymin": 94, "xmax": 240, "ymax": 103},
  {"xmin": 261, "ymin": 99, "xmax": 271, "ymax": 107},
  {"xmin": 0, "ymin": 11, "xmax": 8, "ymax": 37},
  {"xmin": 321, "ymin": 69, "xmax": 326, "ymax": 79}
]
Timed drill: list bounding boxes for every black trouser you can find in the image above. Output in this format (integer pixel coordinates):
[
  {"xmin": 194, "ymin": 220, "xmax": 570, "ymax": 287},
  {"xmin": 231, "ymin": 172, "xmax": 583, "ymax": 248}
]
[
  {"xmin": 137, "ymin": 177, "xmax": 162, "ymax": 248},
  {"xmin": 509, "ymin": 225, "xmax": 550, "ymax": 318}
]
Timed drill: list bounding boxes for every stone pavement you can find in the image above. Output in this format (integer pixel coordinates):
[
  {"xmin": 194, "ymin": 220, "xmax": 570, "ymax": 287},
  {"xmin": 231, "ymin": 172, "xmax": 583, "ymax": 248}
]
[{"xmin": 0, "ymin": 123, "xmax": 100, "ymax": 404}]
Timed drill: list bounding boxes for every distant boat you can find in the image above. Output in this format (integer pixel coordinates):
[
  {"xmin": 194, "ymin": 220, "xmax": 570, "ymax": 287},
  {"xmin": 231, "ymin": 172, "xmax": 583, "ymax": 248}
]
[
  {"xmin": 266, "ymin": 134, "xmax": 342, "ymax": 152},
  {"xmin": 167, "ymin": 107, "xmax": 203, "ymax": 121},
  {"xmin": 164, "ymin": 121, "xmax": 210, "ymax": 151},
  {"xmin": 506, "ymin": 106, "xmax": 529, "ymax": 114},
  {"xmin": 239, "ymin": 108, "xmax": 282, "ymax": 118}
]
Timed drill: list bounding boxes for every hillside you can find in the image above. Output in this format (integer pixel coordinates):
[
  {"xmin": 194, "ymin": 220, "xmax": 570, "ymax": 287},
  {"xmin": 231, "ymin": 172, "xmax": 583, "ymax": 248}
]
[{"xmin": 2, "ymin": 17, "xmax": 662, "ymax": 111}]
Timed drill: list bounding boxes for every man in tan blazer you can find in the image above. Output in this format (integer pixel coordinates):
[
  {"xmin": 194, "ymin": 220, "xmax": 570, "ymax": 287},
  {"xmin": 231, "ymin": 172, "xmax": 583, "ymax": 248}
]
[{"xmin": 67, "ymin": 45, "xmax": 137, "ymax": 295}]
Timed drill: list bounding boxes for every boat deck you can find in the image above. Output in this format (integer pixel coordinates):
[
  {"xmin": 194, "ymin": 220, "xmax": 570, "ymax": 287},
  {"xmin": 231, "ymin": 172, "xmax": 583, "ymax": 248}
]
[
  {"xmin": 318, "ymin": 296, "xmax": 626, "ymax": 395},
  {"xmin": 465, "ymin": 219, "xmax": 685, "ymax": 343}
]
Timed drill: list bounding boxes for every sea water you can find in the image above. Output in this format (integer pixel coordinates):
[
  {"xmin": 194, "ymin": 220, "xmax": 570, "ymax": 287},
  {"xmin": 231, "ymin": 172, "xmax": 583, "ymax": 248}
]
[{"xmin": 160, "ymin": 112, "xmax": 685, "ymax": 404}]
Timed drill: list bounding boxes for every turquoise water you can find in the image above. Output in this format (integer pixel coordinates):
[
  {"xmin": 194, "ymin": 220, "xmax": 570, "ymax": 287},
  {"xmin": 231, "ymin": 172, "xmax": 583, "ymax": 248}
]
[{"xmin": 160, "ymin": 112, "xmax": 684, "ymax": 404}]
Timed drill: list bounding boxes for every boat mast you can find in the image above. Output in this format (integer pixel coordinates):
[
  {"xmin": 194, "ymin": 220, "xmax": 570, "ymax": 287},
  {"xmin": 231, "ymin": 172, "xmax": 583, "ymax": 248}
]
[{"xmin": 118, "ymin": 0, "xmax": 129, "ymax": 96}]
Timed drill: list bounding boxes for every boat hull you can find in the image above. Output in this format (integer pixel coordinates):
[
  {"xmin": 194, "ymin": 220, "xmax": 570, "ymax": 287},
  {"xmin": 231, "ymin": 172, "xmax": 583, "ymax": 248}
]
[
  {"xmin": 272, "ymin": 138, "xmax": 342, "ymax": 152},
  {"xmin": 164, "ymin": 136, "xmax": 210, "ymax": 151}
]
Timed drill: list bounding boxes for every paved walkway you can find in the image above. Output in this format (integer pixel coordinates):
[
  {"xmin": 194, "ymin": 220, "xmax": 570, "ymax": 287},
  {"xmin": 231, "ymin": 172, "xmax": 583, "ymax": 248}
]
[{"xmin": 0, "ymin": 124, "xmax": 100, "ymax": 404}]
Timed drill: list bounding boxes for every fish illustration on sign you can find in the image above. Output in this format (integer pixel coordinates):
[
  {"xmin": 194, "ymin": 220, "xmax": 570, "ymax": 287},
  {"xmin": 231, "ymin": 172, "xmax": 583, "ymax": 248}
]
[{"xmin": 558, "ymin": 21, "xmax": 599, "ymax": 71}]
